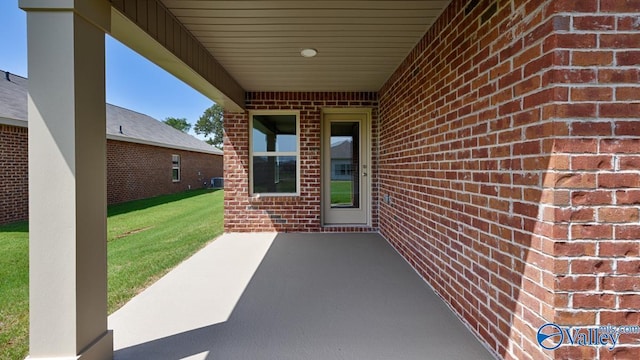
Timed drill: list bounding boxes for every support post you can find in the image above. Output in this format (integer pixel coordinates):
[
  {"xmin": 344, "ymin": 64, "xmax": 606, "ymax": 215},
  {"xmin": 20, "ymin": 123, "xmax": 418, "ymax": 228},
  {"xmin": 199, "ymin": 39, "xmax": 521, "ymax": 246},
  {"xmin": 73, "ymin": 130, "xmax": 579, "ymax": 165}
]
[{"xmin": 20, "ymin": 0, "xmax": 113, "ymax": 359}]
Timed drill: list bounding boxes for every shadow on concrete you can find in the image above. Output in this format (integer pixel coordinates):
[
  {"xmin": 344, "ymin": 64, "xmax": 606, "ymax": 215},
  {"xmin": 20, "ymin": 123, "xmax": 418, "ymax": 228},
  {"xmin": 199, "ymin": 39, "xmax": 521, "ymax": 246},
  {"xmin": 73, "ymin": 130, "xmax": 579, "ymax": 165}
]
[{"xmin": 114, "ymin": 233, "xmax": 493, "ymax": 360}]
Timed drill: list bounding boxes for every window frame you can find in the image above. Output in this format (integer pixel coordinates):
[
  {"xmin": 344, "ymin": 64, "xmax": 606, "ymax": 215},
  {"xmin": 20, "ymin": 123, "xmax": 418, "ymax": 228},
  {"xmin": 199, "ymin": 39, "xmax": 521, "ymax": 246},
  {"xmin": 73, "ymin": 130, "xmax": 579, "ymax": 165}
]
[
  {"xmin": 172, "ymin": 154, "xmax": 181, "ymax": 182},
  {"xmin": 249, "ymin": 110, "xmax": 301, "ymax": 197}
]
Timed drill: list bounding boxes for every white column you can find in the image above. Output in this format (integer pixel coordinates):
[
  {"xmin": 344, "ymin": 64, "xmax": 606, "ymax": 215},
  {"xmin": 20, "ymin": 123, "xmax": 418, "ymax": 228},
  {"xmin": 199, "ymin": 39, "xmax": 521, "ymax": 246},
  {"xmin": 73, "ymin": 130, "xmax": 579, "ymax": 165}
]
[{"xmin": 20, "ymin": 0, "xmax": 113, "ymax": 359}]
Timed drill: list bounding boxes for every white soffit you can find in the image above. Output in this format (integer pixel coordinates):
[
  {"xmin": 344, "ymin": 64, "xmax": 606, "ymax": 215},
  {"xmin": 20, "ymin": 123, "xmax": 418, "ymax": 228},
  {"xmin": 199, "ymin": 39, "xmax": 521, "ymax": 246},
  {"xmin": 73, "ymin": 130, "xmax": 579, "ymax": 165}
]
[{"xmin": 161, "ymin": 0, "xmax": 451, "ymax": 92}]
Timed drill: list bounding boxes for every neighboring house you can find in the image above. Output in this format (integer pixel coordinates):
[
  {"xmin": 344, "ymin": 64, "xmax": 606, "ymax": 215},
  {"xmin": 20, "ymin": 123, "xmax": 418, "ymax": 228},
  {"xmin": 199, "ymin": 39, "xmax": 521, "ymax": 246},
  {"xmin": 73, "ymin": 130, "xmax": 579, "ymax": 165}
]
[
  {"xmin": 330, "ymin": 140, "xmax": 353, "ymax": 181},
  {"xmin": 0, "ymin": 71, "xmax": 222, "ymax": 225}
]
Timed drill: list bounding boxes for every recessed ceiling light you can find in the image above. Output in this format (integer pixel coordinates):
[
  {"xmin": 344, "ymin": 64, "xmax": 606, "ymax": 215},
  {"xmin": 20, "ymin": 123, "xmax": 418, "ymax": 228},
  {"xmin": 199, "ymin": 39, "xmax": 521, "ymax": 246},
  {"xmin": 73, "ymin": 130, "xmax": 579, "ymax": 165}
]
[{"xmin": 301, "ymin": 48, "xmax": 318, "ymax": 58}]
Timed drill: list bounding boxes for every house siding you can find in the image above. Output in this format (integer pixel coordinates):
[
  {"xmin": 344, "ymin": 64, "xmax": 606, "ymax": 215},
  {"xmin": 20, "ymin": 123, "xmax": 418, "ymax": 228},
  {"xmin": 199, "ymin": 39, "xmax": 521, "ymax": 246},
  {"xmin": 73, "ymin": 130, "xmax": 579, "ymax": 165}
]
[
  {"xmin": 0, "ymin": 128, "xmax": 222, "ymax": 224},
  {"xmin": 107, "ymin": 140, "xmax": 223, "ymax": 204},
  {"xmin": 224, "ymin": 92, "xmax": 378, "ymax": 232},
  {"xmin": 379, "ymin": 0, "xmax": 640, "ymax": 359},
  {"xmin": 0, "ymin": 124, "xmax": 28, "ymax": 224}
]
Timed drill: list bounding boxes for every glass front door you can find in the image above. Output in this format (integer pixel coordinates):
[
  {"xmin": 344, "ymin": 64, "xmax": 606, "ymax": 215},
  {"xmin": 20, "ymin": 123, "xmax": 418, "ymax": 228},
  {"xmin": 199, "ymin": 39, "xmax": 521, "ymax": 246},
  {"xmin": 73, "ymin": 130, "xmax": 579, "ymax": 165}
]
[{"xmin": 322, "ymin": 110, "xmax": 370, "ymax": 225}]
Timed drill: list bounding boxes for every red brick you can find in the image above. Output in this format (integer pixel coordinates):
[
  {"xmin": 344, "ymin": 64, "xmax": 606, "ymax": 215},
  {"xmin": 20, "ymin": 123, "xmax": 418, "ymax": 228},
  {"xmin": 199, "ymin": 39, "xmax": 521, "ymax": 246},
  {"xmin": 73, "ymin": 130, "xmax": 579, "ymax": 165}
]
[
  {"xmin": 602, "ymin": 277, "xmax": 640, "ymax": 292},
  {"xmin": 513, "ymin": 141, "xmax": 541, "ymax": 155},
  {"xmin": 572, "ymin": 51, "xmax": 613, "ymax": 66},
  {"xmin": 570, "ymin": 259, "xmax": 613, "ymax": 274},
  {"xmin": 620, "ymin": 294, "xmax": 640, "ymax": 309},
  {"xmin": 554, "ymin": 241, "xmax": 596, "ymax": 256},
  {"xmin": 620, "ymin": 156, "xmax": 640, "ymax": 170},
  {"xmin": 554, "ymin": 310, "xmax": 596, "ymax": 326},
  {"xmin": 599, "ymin": 69, "xmax": 640, "ymax": 84},
  {"xmin": 545, "ymin": 33, "xmax": 597, "ymax": 50},
  {"xmin": 614, "ymin": 120, "xmax": 640, "ymax": 134},
  {"xmin": 601, "ymin": 0, "xmax": 640, "ymax": 12},
  {"xmin": 573, "ymin": 293, "xmax": 616, "ymax": 309},
  {"xmin": 617, "ymin": 51, "xmax": 640, "ymax": 66},
  {"xmin": 600, "ymin": 347, "xmax": 640, "ymax": 360},
  {"xmin": 548, "ymin": 154, "xmax": 570, "ymax": 170},
  {"xmin": 599, "ymin": 173, "xmax": 640, "ymax": 188},
  {"xmin": 617, "ymin": 260, "xmax": 640, "ymax": 274},
  {"xmin": 571, "ymin": 155, "xmax": 613, "ymax": 170},
  {"xmin": 601, "ymin": 139, "xmax": 640, "ymax": 154},
  {"xmin": 615, "ymin": 225, "xmax": 640, "ymax": 240},
  {"xmin": 616, "ymin": 190, "xmax": 640, "ymax": 205},
  {"xmin": 552, "ymin": 0, "xmax": 598, "ymax": 12},
  {"xmin": 571, "ymin": 224, "xmax": 613, "ymax": 239},
  {"xmin": 619, "ymin": 16, "xmax": 640, "ymax": 30},
  {"xmin": 570, "ymin": 87, "xmax": 613, "ymax": 102},
  {"xmin": 572, "ymin": 190, "xmax": 613, "ymax": 206},
  {"xmin": 601, "ymin": 34, "xmax": 640, "ymax": 48},
  {"xmin": 571, "ymin": 121, "xmax": 612, "ymax": 136},
  {"xmin": 545, "ymin": 172, "xmax": 596, "ymax": 189},
  {"xmin": 599, "ymin": 208, "xmax": 639, "ymax": 223},
  {"xmin": 600, "ymin": 242, "xmax": 640, "ymax": 257},
  {"xmin": 555, "ymin": 347, "xmax": 597, "ymax": 360},
  {"xmin": 554, "ymin": 103, "xmax": 598, "ymax": 118},
  {"xmin": 553, "ymin": 138, "xmax": 598, "ymax": 153},
  {"xmin": 0, "ymin": 125, "xmax": 30, "ymax": 224},
  {"xmin": 543, "ymin": 69, "xmax": 596, "ymax": 85},
  {"xmin": 556, "ymin": 276, "xmax": 597, "ymax": 291},
  {"xmin": 600, "ymin": 311, "xmax": 640, "ymax": 325},
  {"xmin": 573, "ymin": 16, "xmax": 616, "ymax": 30}
]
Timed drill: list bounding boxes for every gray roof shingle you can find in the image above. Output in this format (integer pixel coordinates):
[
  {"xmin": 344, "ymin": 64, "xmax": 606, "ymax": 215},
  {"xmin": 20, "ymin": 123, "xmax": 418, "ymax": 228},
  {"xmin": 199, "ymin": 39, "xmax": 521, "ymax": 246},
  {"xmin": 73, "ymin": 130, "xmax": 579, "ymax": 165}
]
[{"xmin": 0, "ymin": 71, "xmax": 222, "ymax": 155}]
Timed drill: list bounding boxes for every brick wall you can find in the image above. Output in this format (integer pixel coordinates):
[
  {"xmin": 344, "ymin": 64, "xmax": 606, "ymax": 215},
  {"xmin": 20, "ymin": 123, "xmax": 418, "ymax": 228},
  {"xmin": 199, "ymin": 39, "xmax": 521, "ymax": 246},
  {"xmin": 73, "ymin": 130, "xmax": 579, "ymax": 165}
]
[
  {"xmin": 543, "ymin": 2, "xmax": 640, "ymax": 359},
  {"xmin": 224, "ymin": 92, "xmax": 378, "ymax": 232},
  {"xmin": 379, "ymin": 0, "xmax": 640, "ymax": 359},
  {"xmin": 0, "ymin": 130, "xmax": 222, "ymax": 224},
  {"xmin": 107, "ymin": 139, "xmax": 223, "ymax": 204},
  {"xmin": 0, "ymin": 124, "xmax": 28, "ymax": 224}
]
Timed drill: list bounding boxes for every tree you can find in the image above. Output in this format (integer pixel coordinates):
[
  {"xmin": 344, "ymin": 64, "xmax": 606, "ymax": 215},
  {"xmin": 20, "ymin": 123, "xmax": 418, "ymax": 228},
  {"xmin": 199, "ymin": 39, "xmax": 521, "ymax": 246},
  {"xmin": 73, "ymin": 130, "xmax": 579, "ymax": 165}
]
[
  {"xmin": 194, "ymin": 103, "xmax": 224, "ymax": 148},
  {"xmin": 163, "ymin": 117, "xmax": 191, "ymax": 133}
]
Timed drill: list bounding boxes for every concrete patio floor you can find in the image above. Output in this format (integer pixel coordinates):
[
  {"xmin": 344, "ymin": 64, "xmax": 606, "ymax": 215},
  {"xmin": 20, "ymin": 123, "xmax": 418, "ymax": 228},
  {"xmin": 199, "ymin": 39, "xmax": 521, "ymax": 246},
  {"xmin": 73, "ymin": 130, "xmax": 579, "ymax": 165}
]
[{"xmin": 109, "ymin": 232, "xmax": 496, "ymax": 360}]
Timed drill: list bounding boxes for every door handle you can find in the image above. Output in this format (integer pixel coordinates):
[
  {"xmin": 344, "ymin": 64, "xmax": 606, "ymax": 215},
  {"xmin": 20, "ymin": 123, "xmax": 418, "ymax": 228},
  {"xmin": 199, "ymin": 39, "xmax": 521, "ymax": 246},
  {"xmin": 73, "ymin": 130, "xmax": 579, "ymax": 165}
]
[{"xmin": 363, "ymin": 172, "xmax": 368, "ymax": 177}]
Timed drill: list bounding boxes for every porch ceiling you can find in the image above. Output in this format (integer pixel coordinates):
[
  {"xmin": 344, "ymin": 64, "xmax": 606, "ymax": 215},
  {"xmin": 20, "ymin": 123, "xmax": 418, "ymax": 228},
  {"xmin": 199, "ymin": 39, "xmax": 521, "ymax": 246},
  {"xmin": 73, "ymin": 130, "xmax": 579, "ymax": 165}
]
[{"xmin": 160, "ymin": 0, "xmax": 451, "ymax": 92}]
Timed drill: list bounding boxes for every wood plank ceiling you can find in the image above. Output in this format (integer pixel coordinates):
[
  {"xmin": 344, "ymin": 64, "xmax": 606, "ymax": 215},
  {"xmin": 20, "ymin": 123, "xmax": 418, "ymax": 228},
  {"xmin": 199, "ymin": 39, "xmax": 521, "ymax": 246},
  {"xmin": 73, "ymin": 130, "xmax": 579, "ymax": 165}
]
[{"xmin": 160, "ymin": 0, "xmax": 451, "ymax": 92}]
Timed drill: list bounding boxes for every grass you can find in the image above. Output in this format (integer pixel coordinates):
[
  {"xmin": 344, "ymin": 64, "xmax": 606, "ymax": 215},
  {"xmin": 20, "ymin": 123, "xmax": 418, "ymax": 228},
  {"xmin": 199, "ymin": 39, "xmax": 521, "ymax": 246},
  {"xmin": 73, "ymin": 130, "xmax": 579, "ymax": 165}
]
[
  {"xmin": 0, "ymin": 189, "xmax": 224, "ymax": 360},
  {"xmin": 331, "ymin": 180, "xmax": 353, "ymax": 205},
  {"xmin": 0, "ymin": 222, "xmax": 28, "ymax": 360}
]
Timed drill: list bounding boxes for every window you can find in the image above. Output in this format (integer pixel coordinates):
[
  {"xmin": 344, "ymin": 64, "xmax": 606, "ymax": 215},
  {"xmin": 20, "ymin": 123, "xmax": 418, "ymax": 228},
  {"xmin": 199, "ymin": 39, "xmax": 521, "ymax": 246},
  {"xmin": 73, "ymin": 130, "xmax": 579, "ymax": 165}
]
[
  {"xmin": 250, "ymin": 111, "xmax": 299, "ymax": 195},
  {"xmin": 335, "ymin": 163, "xmax": 353, "ymax": 176},
  {"xmin": 172, "ymin": 154, "xmax": 180, "ymax": 182}
]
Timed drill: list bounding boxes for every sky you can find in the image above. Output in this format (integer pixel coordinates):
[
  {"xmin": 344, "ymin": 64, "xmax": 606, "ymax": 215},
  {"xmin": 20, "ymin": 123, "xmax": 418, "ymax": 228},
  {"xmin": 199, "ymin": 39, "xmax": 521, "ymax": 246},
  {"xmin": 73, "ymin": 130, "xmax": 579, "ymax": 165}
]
[{"xmin": 0, "ymin": 1, "xmax": 214, "ymax": 139}]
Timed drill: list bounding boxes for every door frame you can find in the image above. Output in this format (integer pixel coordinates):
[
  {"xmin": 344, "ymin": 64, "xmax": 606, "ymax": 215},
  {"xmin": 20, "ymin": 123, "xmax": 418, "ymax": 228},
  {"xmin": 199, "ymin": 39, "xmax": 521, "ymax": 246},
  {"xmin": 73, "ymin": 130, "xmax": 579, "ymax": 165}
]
[{"xmin": 321, "ymin": 108, "xmax": 372, "ymax": 226}]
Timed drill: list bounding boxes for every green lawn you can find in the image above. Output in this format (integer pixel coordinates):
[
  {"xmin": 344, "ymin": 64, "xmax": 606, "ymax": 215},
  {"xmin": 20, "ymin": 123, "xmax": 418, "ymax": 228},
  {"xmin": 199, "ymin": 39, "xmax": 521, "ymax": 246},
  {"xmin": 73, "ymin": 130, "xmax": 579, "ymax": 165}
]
[
  {"xmin": 0, "ymin": 189, "xmax": 224, "ymax": 360},
  {"xmin": 331, "ymin": 180, "xmax": 353, "ymax": 205}
]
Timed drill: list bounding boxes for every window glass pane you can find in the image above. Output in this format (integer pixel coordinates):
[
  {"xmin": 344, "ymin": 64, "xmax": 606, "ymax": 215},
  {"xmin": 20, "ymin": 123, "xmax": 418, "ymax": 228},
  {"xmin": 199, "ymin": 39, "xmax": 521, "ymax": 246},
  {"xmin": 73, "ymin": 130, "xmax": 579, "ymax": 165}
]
[
  {"xmin": 253, "ymin": 156, "xmax": 297, "ymax": 194},
  {"xmin": 252, "ymin": 115, "xmax": 297, "ymax": 152},
  {"xmin": 330, "ymin": 122, "xmax": 359, "ymax": 208},
  {"xmin": 172, "ymin": 154, "xmax": 180, "ymax": 181}
]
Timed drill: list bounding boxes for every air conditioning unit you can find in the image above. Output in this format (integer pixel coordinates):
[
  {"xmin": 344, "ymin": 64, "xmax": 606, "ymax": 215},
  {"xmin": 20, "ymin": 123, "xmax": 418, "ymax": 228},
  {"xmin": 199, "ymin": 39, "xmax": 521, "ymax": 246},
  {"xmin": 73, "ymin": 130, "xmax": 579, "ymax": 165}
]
[{"xmin": 211, "ymin": 177, "xmax": 224, "ymax": 188}]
